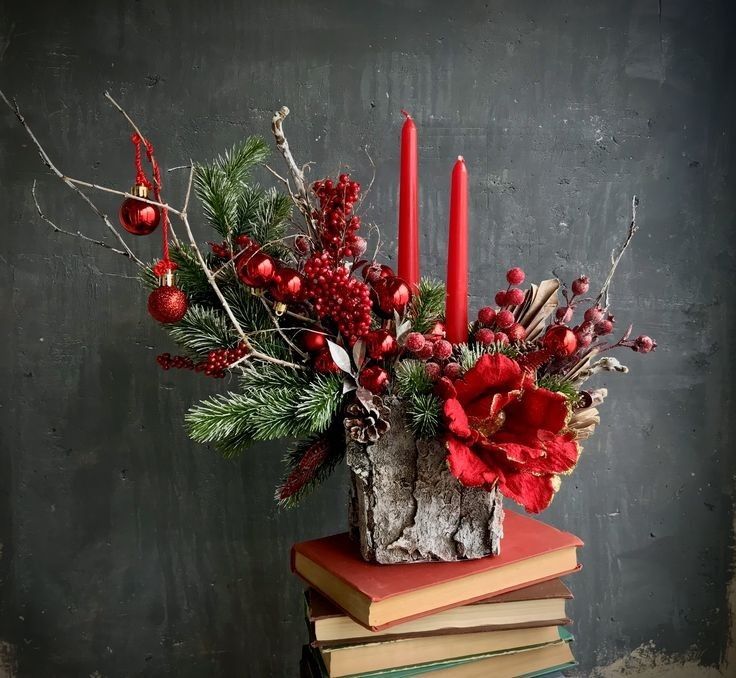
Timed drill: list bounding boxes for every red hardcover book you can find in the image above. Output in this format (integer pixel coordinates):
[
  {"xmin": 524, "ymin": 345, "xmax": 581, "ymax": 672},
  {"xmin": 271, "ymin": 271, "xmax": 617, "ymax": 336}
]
[{"xmin": 291, "ymin": 510, "xmax": 582, "ymax": 631}]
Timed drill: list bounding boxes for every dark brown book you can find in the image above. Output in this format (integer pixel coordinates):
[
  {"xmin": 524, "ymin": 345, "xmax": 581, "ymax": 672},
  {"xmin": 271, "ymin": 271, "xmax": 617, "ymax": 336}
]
[
  {"xmin": 292, "ymin": 510, "xmax": 582, "ymax": 630},
  {"xmin": 307, "ymin": 579, "xmax": 572, "ymax": 646}
]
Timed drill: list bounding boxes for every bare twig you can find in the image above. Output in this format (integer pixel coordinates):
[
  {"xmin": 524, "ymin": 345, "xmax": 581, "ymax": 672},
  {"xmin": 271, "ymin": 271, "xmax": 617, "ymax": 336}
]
[
  {"xmin": 259, "ymin": 297, "xmax": 308, "ymax": 358},
  {"xmin": 271, "ymin": 106, "xmax": 317, "ymax": 237},
  {"xmin": 596, "ymin": 195, "xmax": 639, "ymax": 308},
  {"xmin": 63, "ymin": 177, "xmax": 181, "ymax": 215},
  {"xmin": 181, "ymin": 161, "xmax": 196, "ymax": 216},
  {"xmin": 356, "ymin": 145, "xmax": 376, "ymax": 212},
  {"xmin": 1, "ymin": 89, "xmax": 145, "ymax": 267},
  {"xmin": 104, "ymin": 91, "xmax": 148, "ymax": 143},
  {"xmin": 32, "ymin": 181, "xmax": 130, "ymax": 257}
]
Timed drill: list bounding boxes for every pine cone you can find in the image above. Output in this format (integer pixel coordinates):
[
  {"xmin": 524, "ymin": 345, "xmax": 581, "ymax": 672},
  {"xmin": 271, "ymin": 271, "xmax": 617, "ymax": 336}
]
[{"xmin": 344, "ymin": 395, "xmax": 391, "ymax": 444}]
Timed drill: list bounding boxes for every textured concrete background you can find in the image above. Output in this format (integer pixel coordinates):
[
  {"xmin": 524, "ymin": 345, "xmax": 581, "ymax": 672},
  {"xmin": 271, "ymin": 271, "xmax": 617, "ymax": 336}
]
[{"xmin": 1, "ymin": 1, "xmax": 735, "ymax": 676}]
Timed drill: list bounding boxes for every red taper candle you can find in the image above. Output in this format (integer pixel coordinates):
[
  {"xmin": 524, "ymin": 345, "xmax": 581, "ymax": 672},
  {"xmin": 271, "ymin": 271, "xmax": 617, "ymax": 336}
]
[
  {"xmin": 445, "ymin": 156, "xmax": 469, "ymax": 344},
  {"xmin": 397, "ymin": 110, "xmax": 420, "ymax": 289}
]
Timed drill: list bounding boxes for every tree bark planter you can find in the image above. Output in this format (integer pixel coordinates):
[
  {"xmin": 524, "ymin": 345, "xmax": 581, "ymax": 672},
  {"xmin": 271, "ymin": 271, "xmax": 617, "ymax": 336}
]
[{"xmin": 347, "ymin": 400, "xmax": 504, "ymax": 564}]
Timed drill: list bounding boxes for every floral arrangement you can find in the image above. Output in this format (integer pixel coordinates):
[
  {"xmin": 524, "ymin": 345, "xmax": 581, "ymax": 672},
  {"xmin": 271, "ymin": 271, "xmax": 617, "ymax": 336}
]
[{"xmin": 4, "ymin": 95, "xmax": 656, "ymax": 516}]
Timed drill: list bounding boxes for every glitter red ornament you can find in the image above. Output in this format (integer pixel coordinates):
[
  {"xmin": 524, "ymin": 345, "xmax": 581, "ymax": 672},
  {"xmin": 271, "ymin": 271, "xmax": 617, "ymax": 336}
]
[
  {"xmin": 405, "ymin": 332, "xmax": 426, "ymax": 353},
  {"xmin": 359, "ymin": 365, "xmax": 389, "ymax": 393},
  {"xmin": 507, "ymin": 323, "xmax": 527, "ymax": 343},
  {"xmin": 496, "ymin": 309, "xmax": 515, "ymax": 329},
  {"xmin": 543, "ymin": 325, "xmax": 578, "ymax": 356},
  {"xmin": 148, "ymin": 272, "xmax": 188, "ymax": 324},
  {"xmin": 432, "ymin": 339, "xmax": 453, "ymax": 360},
  {"xmin": 506, "ymin": 267, "xmax": 525, "ymax": 285},
  {"xmin": 477, "ymin": 307, "xmax": 496, "ymax": 326},
  {"xmin": 506, "ymin": 288, "xmax": 526, "ymax": 306},
  {"xmin": 119, "ymin": 184, "xmax": 160, "ymax": 235},
  {"xmin": 475, "ymin": 328, "xmax": 495, "ymax": 345}
]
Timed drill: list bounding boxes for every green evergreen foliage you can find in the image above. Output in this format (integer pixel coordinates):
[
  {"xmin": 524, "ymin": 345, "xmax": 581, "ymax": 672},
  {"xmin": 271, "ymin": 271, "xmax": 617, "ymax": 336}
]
[
  {"xmin": 394, "ymin": 359, "xmax": 433, "ymax": 397},
  {"xmin": 295, "ymin": 374, "xmax": 344, "ymax": 432},
  {"xmin": 406, "ymin": 393, "xmax": 442, "ymax": 439},
  {"xmin": 195, "ymin": 137, "xmax": 270, "ymax": 237},
  {"xmin": 458, "ymin": 342, "xmax": 521, "ymax": 372},
  {"xmin": 167, "ymin": 305, "xmax": 238, "ymax": 357},
  {"xmin": 537, "ymin": 374, "xmax": 580, "ymax": 402},
  {"xmin": 239, "ymin": 362, "xmax": 309, "ymax": 391},
  {"xmin": 185, "ymin": 373, "xmax": 344, "ymax": 450},
  {"xmin": 409, "ymin": 278, "xmax": 446, "ymax": 334}
]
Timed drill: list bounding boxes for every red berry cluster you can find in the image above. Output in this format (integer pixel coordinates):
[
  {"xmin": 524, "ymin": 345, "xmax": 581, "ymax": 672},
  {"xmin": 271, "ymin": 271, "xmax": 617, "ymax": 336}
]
[
  {"xmin": 156, "ymin": 341, "xmax": 250, "ymax": 379},
  {"xmin": 209, "ymin": 241, "xmax": 232, "ymax": 260},
  {"xmin": 472, "ymin": 267, "xmax": 528, "ymax": 345},
  {"xmin": 403, "ymin": 328, "xmax": 462, "ymax": 381},
  {"xmin": 312, "ymin": 174, "xmax": 365, "ymax": 260},
  {"xmin": 303, "ymin": 252, "xmax": 372, "ymax": 344},
  {"xmin": 156, "ymin": 353, "xmax": 195, "ymax": 371}
]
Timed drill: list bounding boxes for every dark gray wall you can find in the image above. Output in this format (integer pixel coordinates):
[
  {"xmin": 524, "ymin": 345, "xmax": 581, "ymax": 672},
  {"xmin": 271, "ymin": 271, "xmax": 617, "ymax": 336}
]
[{"xmin": 1, "ymin": 1, "xmax": 734, "ymax": 676}]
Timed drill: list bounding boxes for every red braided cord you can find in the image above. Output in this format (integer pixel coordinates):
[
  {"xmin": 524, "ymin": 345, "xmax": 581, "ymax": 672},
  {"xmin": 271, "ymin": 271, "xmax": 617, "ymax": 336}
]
[{"xmin": 130, "ymin": 133, "xmax": 174, "ymax": 272}]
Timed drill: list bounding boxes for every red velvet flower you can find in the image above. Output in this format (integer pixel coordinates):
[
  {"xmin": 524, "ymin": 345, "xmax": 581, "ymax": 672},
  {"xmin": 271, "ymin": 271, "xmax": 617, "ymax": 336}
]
[{"xmin": 440, "ymin": 354, "xmax": 580, "ymax": 513}]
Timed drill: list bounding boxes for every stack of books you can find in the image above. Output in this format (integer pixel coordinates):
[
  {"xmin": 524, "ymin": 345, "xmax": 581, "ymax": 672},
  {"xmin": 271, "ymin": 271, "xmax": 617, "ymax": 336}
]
[{"xmin": 292, "ymin": 511, "xmax": 582, "ymax": 677}]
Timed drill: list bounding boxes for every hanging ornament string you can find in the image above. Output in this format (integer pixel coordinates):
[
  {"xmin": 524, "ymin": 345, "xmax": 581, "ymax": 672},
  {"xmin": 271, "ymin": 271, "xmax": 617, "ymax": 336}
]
[{"xmin": 130, "ymin": 133, "xmax": 176, "ymax": 276}]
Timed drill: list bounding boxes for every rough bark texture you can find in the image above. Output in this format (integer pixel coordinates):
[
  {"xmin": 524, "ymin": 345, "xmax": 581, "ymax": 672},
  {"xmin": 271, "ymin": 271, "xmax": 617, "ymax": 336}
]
[{"xmin": 347, "ymin": 401, "xmax": 504, "ymax": 563}]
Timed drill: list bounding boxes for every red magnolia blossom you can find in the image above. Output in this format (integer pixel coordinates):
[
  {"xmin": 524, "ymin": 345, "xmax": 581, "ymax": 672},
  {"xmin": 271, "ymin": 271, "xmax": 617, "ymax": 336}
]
[{"xmin": 438, "ymin": 353, "xmax": 580, "ymax": 513}]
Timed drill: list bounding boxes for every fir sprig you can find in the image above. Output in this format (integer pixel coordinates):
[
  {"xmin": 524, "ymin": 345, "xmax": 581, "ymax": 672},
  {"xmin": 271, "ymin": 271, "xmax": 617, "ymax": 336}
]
[
  {"xmin": 537, "ymin": 374, "xmax": 580, "ymax": 402},
  {"xmin": 394, "ymin": 360, "xmax": 433, "ymax": 397},
  {"xmin": 168, "ymin": 305, "xmax": 238, "ymax": 357},
  {"xmin": 458, "ymin": 342, "xmax": 521, "ymax": 372},
  {"xmin": 409, "ymin": 278, "xmax": 446, "ymax": 334},
  {"xmin": 295, "ymin": 374, "xmax": 344, "ymax": 432},
  {"xmin": 195, "ymin": 136, "xmax": 270, "ymax": 237},
  {"xmin": 406, "ymin": 393, "xmax": 442, "ymax": 439}
]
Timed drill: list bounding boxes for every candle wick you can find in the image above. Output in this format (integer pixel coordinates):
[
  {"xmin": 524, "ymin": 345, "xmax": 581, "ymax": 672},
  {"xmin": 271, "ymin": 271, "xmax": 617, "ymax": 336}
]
[{"xmin": 400, "ymin": 109, "xmax": 412, "ymax": 120}]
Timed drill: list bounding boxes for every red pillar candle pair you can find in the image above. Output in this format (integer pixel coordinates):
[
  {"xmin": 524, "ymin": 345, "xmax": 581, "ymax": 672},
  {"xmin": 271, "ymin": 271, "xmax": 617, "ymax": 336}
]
[{"xmin": 397, "ymin": 113, "xmax": 469, "ymax": 344}]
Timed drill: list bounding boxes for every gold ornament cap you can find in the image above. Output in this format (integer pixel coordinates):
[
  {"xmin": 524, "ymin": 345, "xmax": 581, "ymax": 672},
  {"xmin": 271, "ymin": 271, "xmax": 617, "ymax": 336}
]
[
  {"xmin": 159, "ymin": 271, "xmax": 175, "ymax": 287},
  {"xmin": 130, "ymin": 184, "xmax": 150, "ymax": 199},
  {"xmin": 274, "ymin": 301, "xmax": 287, "ymax": 316}
]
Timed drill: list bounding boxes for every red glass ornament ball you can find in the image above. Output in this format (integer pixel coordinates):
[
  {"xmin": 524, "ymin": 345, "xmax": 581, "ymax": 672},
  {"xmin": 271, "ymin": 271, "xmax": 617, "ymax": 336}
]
[
  {"xmin": 148, "ymin": 285, "xmax": 188, "ymax": 324},
  {"xmin": 119, "ymin": 196, "xmax": 160, "ymax": 236},
  {"xmin": 271, "ymin": 266, "xmax": 306, "ymax": 303},
  {"xmin": 362, "ymin": 263, "xmax": 394, "ymax": 284},
  {"xmin": 237, "ymin": 251, "xmax": 277, "ymax": 288},
  {"xmin": 301, "ymin": 329, "xmax": 328, "ymax": 353},
  {"xmin": 543, "ymin": 325, "xmax": 578, "ymax": 356},
  {"xmin": 359, "ymin": 365, "xmax": 389, "ymax": 393},
  {"xmin": 366, "ymin": 329, "xmax": 398, "ymax": 360},
  {"xmin": 373, "ymin": 276, "xmax": 413, "ymax": 317},
  {"xmin": 314, "ymin": 349, "xmax": 341, "ymax": 373}
]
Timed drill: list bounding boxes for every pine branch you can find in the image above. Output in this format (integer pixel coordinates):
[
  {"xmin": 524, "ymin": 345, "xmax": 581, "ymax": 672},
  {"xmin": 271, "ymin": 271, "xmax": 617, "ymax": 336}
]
[
  {"xmin": 276, "ymin": 435, "xmax": 344, "ymax": 508},
  {"xmin": 295, "ymin": 374, "xmax": 344, "ymax": 432},
  {"xmin": 195, "ymin": 136, "xmax": 270, "ymax": 237},
  {"xmin": 239, "ymin": 362, "xmax": 308, "ymax": 390},
  {"xmin": 167, "ymin": 305, "xmax": 238, "ymax": 357},
  {"xmin": 212, "ymin": 432, "xmax": 254, "ymax": 460},
  {"xmin": 458, "ymin": 342, "xmax": 521, "ymax": 372},
  {"xmin": 186, "ymin": 391, "xmax": 256, "ymax": 443},
  {"xmin": 171, "ymin": 244, "xmax": 215, "ymax": 302},
  {"xmin": 409, "ymin": 278, "xmax": 446, "ymax": 334},
  {"xmin": 406, "ymin": 393, "xmax": 442, "ymax": 439},
  {"xmin": 537, "ymin": 374, "xmax": 580, "ymax": 402},
  {"xmin": 223, "ymin": 285, "xmax": 272, "ymax": 332},
  {"xmin": 394, "ymin": 359, "xmax": 433, "ymax": 397},
  {"xmin": 238, "ymin": 387, "xmax": 311, "ymax": 439}
]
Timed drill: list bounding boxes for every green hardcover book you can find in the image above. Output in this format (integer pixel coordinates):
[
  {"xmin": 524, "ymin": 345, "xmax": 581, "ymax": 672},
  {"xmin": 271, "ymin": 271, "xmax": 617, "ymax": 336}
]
[{"xmin": 305, "ymin": 627, "xmax": 574, "ymax": 677}]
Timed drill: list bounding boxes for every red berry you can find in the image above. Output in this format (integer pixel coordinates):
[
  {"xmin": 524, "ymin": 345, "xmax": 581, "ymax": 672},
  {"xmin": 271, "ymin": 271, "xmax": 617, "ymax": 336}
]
[
  {"xmin": 477, "ymin": 307, "xmax": 496, "ymax": 325},
  {"xmin": 571, "ymin": 275, "xmax": 590, "ymax": 296},
  {"xmin": 475, "ymin": 328, "xmax": 495, "ymax": 345},
  {"xmin": 405, "ymin": 332, "xmax": 426, "ymax": 352},
  {"xmin": 495, "ymin": 290, "xmax": 508, "ymax": 307},
  {"xmin": 494, "ymin": 332, "xmax": 509, "ymax": 345},
  {"xmin": 506, "ymin": 267, "xmax": 525, "ymax": 285},
  {"xmin": 584, "ymin": 306, "xmax": 605, "ymax": 323},
  {"xmin": 507, "ymin": 323, "xmax": 526, "ymax": 342},
  {"xmin": 416, "ymin": 343, "xmax": 434, "ymax": 361},
  {"xmin": 496, "ymin": 309, "xmax": 515, "ymax": 329},
  {"xmin": 595, "ymin": 318, "xmax": 614, "ymax": 335},
  {"xmin": 506, "ymin": 288, "xmax": 525, "ymax": 306},
  {"xmin": 424, "ymin": 362, "xmax": 442, "ymax": 381},
  {"xmin": 633, "ymin": 335, "xmax": 656, "ymax": 353},
  {"xmin": 433, "ymin": 339, "xmax": 453, "ymax": 360},
  {"xmin": 443, "ymin": 362, "xmax": 462, "ymax": 379}
]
